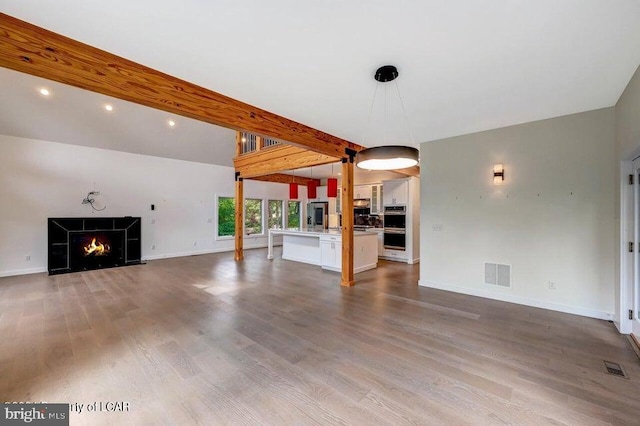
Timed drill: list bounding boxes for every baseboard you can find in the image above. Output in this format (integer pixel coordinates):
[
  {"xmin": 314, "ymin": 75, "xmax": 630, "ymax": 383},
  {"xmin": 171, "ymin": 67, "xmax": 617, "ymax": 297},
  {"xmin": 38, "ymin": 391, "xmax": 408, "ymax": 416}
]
[
  {"xmin": 418, "ymin": 279, "xmax": 612, "ymax": 321},
  {"xmin": 628, "ymin": 334, "xmax": 640, "ymax": 360},
  {"xmin": 1, "ymin": 245, "xmax": 282, "ymax": 277},
  {"xmin": 408, "ymin": 257, "xmax": 420, "ymax": 265},
  {"xmin": 354, "ymin": 262, "xmax": 377, "ymax": 274},
  {"xmin": 0, "ymin": 267, "xmax": 47, "ymax": 278},
  {"xmin": 142, "ymin": 243, "xmax": 280, "ymax": 261},
  {"xmin": 282, "ymin": 254, "xmax": 321, "ymax": 266}
]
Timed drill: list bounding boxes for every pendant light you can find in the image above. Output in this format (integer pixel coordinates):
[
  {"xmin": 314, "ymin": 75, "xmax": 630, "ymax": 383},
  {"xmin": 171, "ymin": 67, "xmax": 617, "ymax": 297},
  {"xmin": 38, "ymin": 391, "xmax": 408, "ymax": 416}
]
[
  {"xmin": 327, "ymin": 163, "xmax": 338, "ymax": 198},
  {"xmin": 289, "ymin": 170, "xmax": 298, "ymax": 199},
  {"xmin": 356, "ymin": 65, "xmax": 419, "ymax": 171},
  {"xmin": 307, "ymin": 167, "xmax": 318, "ymax": 199}
]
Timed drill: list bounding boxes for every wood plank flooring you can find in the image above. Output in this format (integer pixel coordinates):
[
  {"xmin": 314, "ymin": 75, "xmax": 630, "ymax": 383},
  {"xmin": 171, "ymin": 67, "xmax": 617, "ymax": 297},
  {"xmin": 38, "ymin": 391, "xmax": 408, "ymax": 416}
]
[{"xmin": 1, "ymin": 248, "xmax": 639, "ymax": 425}]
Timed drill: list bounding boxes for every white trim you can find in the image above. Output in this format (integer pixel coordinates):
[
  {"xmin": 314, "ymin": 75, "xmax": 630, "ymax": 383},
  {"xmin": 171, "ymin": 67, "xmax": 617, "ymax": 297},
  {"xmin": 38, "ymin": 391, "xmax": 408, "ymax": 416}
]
[
  {"xmin": 408, "ymin": 257, "xmax": 420, "ymax": 265},
  {"xmin": 419, "ymin": 279, "xmax": 613, "ymax": 321},
  {"xmin": 267, "ymin": 199, "xmax": 286, "ymax": 230},
  {"xmin": 354, "ymin": 262, "xmax": 378, "ymax": 274},
  {"xmin": 214, "ymin": 194, "xmax": 236, "ymax": 241},
  {"xmin": 0, "ymin": 267, "xmax": 47, "ymax": 278},
  {"xmin": 142, "ymin": 243, "xmax": 281, "ymax": 261},
  {"xmin": 244, "ymin": 197, "xmax": 266, "ymax": 237},
  {"xmin": 620, "ymin": 160, "xmax": 635, "ymax": 333}
]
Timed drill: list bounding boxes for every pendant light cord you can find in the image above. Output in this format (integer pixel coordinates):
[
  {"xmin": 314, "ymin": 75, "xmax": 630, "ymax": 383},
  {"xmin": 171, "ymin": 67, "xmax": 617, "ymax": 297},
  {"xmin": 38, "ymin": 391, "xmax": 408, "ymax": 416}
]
[
  {"xmin": 360, "ymin": 83, "xmax": 379, "ymax": 146},
  {"xmin": 384, "ymin": 82, "xmax": 388, "ymax": 145},
  {"xmin": 394, "ymin": 80, "xmax": 416, "ymax": 145}
]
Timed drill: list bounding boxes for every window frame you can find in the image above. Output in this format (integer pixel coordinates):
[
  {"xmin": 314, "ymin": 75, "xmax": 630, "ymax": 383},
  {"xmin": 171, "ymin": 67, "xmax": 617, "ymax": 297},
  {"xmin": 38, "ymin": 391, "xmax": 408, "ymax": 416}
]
[
  {"xmin": 244, "ymin": 198, "xmax": 265, "ymax": 236},
  {"xmin": 267, "ymin": 199, "xmax": 285, "ymax": 230},
  {"xmin": 215, "ymin": 194, "xmax": 236, "ymax": 240},
  {"xmin": 286, "ymin": 200, "xmax": 302, "ymax": 230}
]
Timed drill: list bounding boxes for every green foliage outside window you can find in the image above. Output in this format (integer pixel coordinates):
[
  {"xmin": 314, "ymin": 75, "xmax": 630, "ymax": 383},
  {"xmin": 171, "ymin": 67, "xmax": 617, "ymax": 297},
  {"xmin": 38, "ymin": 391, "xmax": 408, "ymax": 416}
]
[
  {"xmin": 245, "ymin": 199, "xmax": 263, "ymax": 235},
  {"xmin": 217, "ymin": 197, "xmax": 235, "ymax": 237},
  {"xmin": 268, "ymin": 200, "xmax": 283, "ymax": 229},
  {"xmin": 287, "ymin": 201, "xmax": 301, "ymax": 230}
]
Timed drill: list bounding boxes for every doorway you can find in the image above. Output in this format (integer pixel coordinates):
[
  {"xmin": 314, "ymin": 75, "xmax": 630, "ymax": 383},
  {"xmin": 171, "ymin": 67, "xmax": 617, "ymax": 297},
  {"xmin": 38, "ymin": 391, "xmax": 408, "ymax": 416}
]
[{"xmin": 631, "ymin": 157, "xmax": 640, "ymax": 336}]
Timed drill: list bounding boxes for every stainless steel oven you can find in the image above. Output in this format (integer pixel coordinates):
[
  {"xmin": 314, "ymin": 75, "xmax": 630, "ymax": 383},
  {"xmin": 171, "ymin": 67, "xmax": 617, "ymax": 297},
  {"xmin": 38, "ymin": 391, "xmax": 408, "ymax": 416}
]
[
  {"xmin": 383, "ymin": 229, "xmax": 406, "ymax": 250},
  {"xmin": 383, "ymin": 206, "xmax": 406, "ymax": 250}
]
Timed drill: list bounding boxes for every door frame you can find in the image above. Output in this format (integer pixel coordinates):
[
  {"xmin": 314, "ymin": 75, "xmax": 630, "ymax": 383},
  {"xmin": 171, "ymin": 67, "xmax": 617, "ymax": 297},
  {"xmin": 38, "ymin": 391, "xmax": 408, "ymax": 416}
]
[{"xmin": 620, "ymin": 154, "xmax": 640, "ymax": 335}]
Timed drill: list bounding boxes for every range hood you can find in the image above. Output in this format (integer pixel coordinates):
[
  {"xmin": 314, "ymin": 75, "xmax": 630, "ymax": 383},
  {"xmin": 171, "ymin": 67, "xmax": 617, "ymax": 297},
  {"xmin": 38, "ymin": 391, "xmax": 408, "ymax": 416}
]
[{"xmin": 354, "ymin": 198, "xmax": 370, "ymax": 208}]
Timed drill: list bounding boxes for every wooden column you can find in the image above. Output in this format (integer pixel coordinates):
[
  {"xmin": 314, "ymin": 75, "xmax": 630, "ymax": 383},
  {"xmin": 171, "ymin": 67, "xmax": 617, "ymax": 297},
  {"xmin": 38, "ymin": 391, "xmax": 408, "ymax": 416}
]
[
  {"xmin": 341, "ymin": 157, "xmax": 355, "ymax": 287},
  {"xmin": 235, "ymin": 131, "xmax": 243, "ymax": 157},
  {"xmin": 234, "ymin": 174, "xmax": 244, "ymax": 261}
]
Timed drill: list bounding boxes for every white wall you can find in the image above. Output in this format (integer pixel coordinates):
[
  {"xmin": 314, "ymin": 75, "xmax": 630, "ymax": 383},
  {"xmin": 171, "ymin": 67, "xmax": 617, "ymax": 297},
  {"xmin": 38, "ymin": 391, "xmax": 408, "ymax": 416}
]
[
  {"xmin": 0, "ymin": 134, "xmax": 294, "ymax": 277},
  {"xmin": 419, "ymin": 108, "xmax": 616, "ymax": 320}
]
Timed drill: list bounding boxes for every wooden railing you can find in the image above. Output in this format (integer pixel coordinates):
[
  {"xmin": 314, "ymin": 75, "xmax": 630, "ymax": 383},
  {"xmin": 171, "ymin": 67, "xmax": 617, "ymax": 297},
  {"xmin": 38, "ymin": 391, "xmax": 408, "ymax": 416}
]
[{"xmin": 237, "ymin": 131, "xmax": 281, "ymax": 155}]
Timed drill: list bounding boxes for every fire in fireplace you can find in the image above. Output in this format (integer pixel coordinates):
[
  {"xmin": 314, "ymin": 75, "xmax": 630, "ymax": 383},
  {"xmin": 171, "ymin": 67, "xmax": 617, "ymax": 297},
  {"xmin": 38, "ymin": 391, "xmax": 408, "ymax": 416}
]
[{"xmin": 84, "ymin": 237, "xmax": 111, "ymax": 256}]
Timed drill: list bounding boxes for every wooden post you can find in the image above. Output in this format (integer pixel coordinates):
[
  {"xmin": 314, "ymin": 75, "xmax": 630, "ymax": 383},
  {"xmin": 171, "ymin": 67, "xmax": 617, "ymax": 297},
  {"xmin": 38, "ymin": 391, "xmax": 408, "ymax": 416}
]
[
  {"xmin": 256, "ymin": 136, "xmax": 264, "ymax": 151},
  {"xmin": 235, "ymin": 131, "xmax": 243, "ymax": 157},
  {"xmin": 341, "ymin": 157, "xmax": 355, "ymax": 287},
  {"xmin": 234, "ymin": 173, "xmax": 244, "ymax": 261}
]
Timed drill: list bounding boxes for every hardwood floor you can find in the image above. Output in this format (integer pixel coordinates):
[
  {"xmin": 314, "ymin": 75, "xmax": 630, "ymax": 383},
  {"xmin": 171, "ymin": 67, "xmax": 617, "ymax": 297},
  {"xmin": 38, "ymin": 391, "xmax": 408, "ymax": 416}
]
[{"xmin": 1, "ymin": 248, "xmax": 639, "ymax": 425}]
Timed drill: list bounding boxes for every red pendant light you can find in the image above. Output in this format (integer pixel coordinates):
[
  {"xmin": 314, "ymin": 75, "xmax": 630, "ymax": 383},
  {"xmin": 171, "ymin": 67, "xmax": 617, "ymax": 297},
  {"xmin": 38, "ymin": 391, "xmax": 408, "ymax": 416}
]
[
  {"xmin": 327, "ymin": 163, "xmax": 338, "ymax": 198},
  {"xmin": 307, "ymin": 180, "xmax": 317, "ymax": 199},
  {"xmin": 289, "ymin": 182, "xmax": 298, "ymax": 199},
  {"xmin": 307, "ymin": 167, "xmax": 317, "ymax": 199},
  {"xmin": 289, "ymin": 170, "xmax": 298, "ymax": 199}
]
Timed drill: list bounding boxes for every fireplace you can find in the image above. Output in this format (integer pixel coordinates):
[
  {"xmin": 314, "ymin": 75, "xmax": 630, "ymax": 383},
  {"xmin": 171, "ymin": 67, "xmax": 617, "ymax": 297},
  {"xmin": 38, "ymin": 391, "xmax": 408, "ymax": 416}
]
[{"xmin": 48, "ymin": 217, "xmax": 142, "ymax": 275}]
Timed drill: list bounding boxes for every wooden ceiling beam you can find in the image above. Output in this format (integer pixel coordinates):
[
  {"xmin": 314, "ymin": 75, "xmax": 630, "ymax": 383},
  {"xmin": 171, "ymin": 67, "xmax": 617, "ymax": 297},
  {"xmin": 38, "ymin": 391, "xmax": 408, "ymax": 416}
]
[
  {"xmin": 234, "ymin": 144, "xmax": 338, "ymax": 178},
  {"xmin": 248, "ymin": 174, "xmax": 320, "ymax": 186},
  {"xmin": 0, "ymin": 13, "xmax": 362, "ymax": 158},
  {"xmin": 392, "ymin": 165, "xmax": 420, "ymax": 177}
]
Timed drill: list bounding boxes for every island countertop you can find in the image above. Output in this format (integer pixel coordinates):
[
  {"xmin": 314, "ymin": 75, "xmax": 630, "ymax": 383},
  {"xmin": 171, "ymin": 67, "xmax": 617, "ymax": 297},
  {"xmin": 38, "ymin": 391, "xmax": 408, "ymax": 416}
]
[
  {"xmin": 268, "ymin": 228, "xmax": 373, "ymax": 237},
  {"xmin": 267, "ymin": 228, "xmax": 378, "ymax": 274}
]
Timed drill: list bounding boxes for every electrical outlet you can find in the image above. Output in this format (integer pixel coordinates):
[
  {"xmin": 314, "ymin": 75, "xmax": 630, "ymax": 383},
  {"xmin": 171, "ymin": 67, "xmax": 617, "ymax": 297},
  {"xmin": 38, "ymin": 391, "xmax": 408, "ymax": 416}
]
[
  {"xmin": 548, "ymin": 281, "xmax": 556, "ymax": 290},
  {"xmin": 432, "ymin": 224, "xmax": 443, "ymax": 231},
  {"xmin": 207, "ymin": 218, "xmax": 213, "ymax": 224},
  {"xmin": 25, "ymin": 255, "xmax": 31, "ymax": 261},
  {"xmin": 151, "ymin": 219, "xmax": 156, "ymax": 224},
  {"xmin": 193, "ymin": 241, "xmax": 197, "ymax": 246},
  {"xmin": 151, "ymin": 245, "xmax": 156, "ymax": 250}
]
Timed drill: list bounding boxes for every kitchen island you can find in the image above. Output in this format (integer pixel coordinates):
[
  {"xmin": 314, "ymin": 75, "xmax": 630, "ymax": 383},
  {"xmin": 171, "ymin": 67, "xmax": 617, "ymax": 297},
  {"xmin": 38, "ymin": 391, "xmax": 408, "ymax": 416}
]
[{"xmin": 267, "ymin": 229, "xmax": 378, "ymax": 273}]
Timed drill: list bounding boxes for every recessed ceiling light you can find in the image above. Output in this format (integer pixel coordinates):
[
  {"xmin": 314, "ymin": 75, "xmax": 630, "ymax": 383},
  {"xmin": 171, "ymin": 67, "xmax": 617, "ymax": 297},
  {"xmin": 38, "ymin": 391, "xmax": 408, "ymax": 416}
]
[
  {"xmin": 104, "ymin": 104, "xmax": 113, "ymax": 112},
  {"xmin": 39, "ymin": 88, "xmax": 50, "ymax": 96},
  {"xmin": 168, "ymin": 119, "xmax": 176, "ymax": 127}
]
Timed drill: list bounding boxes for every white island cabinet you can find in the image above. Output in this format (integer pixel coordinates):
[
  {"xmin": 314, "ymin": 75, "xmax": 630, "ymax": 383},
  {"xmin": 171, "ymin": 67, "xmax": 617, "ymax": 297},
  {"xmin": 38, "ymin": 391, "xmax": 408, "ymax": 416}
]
[{"xmin": 268, "ymin": 229, "xmax": 378, "ymax": 273}]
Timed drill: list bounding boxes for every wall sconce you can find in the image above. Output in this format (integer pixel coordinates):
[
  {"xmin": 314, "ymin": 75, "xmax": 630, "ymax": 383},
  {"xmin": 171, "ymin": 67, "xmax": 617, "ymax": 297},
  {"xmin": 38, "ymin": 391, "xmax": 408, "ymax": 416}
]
[{"xmin": 493, "ymin": 164, "xmax": 504, "ymax": 185}]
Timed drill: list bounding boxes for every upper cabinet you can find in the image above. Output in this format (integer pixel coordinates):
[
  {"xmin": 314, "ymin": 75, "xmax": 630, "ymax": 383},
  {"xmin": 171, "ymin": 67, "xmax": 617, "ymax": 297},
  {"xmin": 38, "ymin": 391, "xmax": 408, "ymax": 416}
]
[
  {"xmin": 370, "ymin": 184, "xmax": 383, "ymax": 214},
  {"xmin": 354, "ymin": 185, "xmax": 372, "ymax": 200},
  {"xmin": 382, "ymin": 179, "xmax": 409, "ymax": 205}
]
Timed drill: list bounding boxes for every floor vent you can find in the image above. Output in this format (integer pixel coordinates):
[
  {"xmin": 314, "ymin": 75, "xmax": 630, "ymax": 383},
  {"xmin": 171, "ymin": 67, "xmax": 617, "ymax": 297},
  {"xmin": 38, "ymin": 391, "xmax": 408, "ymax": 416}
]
[
  {"xmin": 603, "ymin": 360, "xmax": 628, "ymax": 378},
  {"xmin": 484, "ymin": 263, "xmax": 511, "ymax": 288}
]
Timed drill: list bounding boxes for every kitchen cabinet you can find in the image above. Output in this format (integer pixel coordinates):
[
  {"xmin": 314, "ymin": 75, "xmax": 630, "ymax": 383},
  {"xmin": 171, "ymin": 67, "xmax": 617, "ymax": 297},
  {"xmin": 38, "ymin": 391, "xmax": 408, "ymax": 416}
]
[
  {"xmin": 354, "ymin": 185, "xmax": 372, "ymax": 200},
  {"xmin": 370, "ymin": 184, "xmax": 383, "ymax": 214},
  {"xmin": 382, "ymin": 179, "xmax": 408, "ymax": 205},
  {"xmin": 320, "ymin": 235, "xmax": 341, "ymax": 270},
  {"xmin": 366, "ymin": 228, "xmax": 385, "ymax": 257}
]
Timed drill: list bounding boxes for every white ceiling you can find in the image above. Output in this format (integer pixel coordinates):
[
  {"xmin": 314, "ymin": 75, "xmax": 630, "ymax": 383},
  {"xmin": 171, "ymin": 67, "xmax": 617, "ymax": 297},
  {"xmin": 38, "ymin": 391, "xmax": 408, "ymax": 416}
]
[
  {"xmin": 1, "ymin": 1, "xmax": 639, "ymax": 154},
  {"xmin": 0, "ymin": 67, "xmax": 237, "ymax": 166}
]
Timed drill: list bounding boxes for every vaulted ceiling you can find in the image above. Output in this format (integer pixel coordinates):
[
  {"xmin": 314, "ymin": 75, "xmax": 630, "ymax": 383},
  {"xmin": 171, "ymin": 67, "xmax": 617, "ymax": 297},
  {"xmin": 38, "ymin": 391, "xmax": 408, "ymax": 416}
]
[{"xmin": 1, "ymin": 1, "xmax": 639, "ymax": 154}]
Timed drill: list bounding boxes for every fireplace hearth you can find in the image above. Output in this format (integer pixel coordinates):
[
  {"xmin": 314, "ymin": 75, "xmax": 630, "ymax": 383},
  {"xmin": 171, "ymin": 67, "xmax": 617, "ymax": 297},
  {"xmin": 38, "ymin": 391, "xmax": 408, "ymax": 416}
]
[{"xmin": 48, "ymin": 217, "xmax": 142, "ymax": 275}]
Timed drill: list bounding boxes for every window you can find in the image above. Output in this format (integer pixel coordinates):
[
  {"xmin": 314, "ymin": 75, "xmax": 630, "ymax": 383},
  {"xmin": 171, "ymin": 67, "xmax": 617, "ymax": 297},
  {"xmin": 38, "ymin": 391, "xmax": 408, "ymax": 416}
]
[
  {"xmin": 217, "ymin": 196, "xmax": 235, "ymax": 237},
  {"xmin": 287, "ymin": 201, "xmax": 301, "ymax": 230},
  {"xmin": 268, "ymin": 200, "xmax": 284, "ymax": 230},
  {"xmin": 245, "ymin": 198, "xmax": 263, "ymax": 235}
]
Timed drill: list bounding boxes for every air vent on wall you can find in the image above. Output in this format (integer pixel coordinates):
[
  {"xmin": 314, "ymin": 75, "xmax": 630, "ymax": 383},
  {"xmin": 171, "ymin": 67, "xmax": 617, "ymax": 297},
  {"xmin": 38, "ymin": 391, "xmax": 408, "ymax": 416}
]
[{"xmin": 484, "ymin": 263, "xmax": 511, "ymax": 288}]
